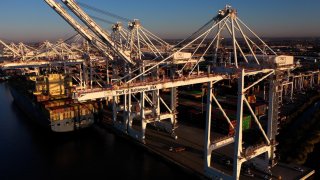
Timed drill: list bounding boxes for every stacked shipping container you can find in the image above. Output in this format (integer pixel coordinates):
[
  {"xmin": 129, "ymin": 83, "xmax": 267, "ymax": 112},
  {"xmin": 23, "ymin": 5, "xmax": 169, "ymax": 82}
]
[{"xmin": 211, "ymin": 108, "xmax": 252, "ymax": 135}]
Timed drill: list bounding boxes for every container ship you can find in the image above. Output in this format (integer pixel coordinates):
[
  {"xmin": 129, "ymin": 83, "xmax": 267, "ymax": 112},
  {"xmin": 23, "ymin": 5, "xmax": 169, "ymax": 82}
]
[{"xmin": 9, "ymin": 73, "xmax": 99, "ymax": 132}]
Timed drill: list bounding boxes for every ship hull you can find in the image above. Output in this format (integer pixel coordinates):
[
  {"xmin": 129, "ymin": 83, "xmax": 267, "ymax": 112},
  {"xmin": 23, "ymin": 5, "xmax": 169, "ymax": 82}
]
[{"xmin": 9, "ymin": 84, "xmax": 94, "ymax": 132}]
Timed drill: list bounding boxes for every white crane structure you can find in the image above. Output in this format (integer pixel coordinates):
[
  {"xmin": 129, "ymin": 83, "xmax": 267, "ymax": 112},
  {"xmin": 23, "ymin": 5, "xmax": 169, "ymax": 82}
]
[
  {"xmin": 0, "ymin": 40, "xmax": 21, "ymax": 58},
  {"xmin": 0, "ymin": 40, "xmax": 36, "ymax": 60},
  {"xmin": 45, "ymin": 0, "xmax": 294, "ymax": 179},
  {"xmin": 60, "ymin": 0, "xmax": 135, "ymax": 65},
  {"xmin": 42, "ymin": 1, "xmax": 300, "ymax": 179},
  {"xmin": 35, "ymin": 40, "xmax": 82, "ymax": 60},
  {"xmin": 3, "ymin": 1, "xmax": 318, "ymax": 179},
  {"xmin": 0, "ymin": 40, "xmax": 85, "ymax": 70}
]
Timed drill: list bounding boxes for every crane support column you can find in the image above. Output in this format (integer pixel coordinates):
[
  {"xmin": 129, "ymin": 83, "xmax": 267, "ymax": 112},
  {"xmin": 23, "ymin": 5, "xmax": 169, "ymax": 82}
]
[
  {"xmin": 204, "ymin": 81, "xmax": 213, "ymax": 168},
  {"xmin": 267, "ymin": 73, "xmax": 278, "ymax": 166},
  {"xmin": 233, "ymin": 69, "xmax": 245, "ymax": 179}
]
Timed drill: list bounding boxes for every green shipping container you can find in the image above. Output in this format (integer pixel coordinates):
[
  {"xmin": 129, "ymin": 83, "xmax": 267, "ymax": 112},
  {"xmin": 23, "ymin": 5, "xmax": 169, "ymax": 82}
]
[{"xmin": 242, "ymin": 115, "xmax": 251, "ymax": 131}]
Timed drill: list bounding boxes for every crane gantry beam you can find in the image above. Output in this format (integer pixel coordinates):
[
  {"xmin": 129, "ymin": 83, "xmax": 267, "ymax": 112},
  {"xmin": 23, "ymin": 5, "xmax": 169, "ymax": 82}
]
[
  {"xmin": 0, "ymin": 59, "xmax": 84, "ymax": 70},
  {"xmin": 75, "ymin": 74, "xmax": 226, "ymax": 101}
]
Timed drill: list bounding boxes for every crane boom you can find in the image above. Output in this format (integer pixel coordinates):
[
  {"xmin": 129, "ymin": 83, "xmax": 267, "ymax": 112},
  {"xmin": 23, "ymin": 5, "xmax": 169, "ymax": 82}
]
[
  {"xmin": 0, "ymin": 39, "xmax": 20, "ymax": 57},
  {"xmin": 44, "ymin": 0, "xmax": 114, "ymax": 60},
  {"xmin": 62, "ymin": 0, "xmax": 135, "ymax": 65}
]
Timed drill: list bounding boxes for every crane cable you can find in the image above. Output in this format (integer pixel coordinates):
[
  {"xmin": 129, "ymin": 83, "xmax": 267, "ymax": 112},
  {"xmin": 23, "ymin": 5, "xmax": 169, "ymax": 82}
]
[
  {"xmin": 172, "ymin": 15, "xmax": 219, "ymax": 49},
  {"xmin": 89, "ymin": 15, "xmax": 115, "ymax": 25},
  {"xmin": 78, "ymin": 1, "xmax": 131, "ymax": 22},
  {"xmin": 64, "ymin": 6, "xmax": 115, "ymax": 25}
]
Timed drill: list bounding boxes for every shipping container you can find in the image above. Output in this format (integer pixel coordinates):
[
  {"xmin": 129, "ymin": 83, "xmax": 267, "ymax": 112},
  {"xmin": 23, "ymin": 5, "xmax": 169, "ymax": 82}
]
[
  {"xmin": 216, "ymin": 96, "xmax": 267, "ymax": 116},
  {"xmin": 249, "ymin": 102, "xmax": 267, "ymax": 116},
  {"xmin": 44, "ymin": 104, "xmax": 76, "ymax": 122},
  {"xmin": 180, "ymin": 90, "xmax": 203, "ymax": 99},
  {"xmin": 35, "ymin": 94, "xmax": 50, "ymax": 102},
  {"xmin": 247, "ymin": 95, "xmax": 256, "ymax": 104},
  {"xmin": 212, "ymin": 108, "xmax": 252, "ymax": 135}
]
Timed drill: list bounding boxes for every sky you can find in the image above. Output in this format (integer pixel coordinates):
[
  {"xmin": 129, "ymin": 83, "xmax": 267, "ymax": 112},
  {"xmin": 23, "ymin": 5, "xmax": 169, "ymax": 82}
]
[{"xmin": 0, "ymin": 0, "xmax": 319, "ymax": 42}]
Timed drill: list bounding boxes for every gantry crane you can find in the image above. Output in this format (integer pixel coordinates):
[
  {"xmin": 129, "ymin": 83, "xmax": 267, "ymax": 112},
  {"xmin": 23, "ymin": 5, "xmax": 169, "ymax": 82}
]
[
  {"xmin": 0, "ymin": 1, "xmax": 317, "ymax": 178},
  {"xmin": 0, "ymin": 40, "xmax": 37, "ymax": 60},
  {"xmin": 42, "ymin": 1, "xmax": 300, "ymax": 180},
  {"xmin": 0, "ymin": 37, "xmax": 85, "ymax": 71},
  {"xmin": 61, "ymin": 0, "xmax": 136, "ymax": 65},
  {"xmin": 0, "ymin": 39, "xmax": 21, "ymax": 58}
]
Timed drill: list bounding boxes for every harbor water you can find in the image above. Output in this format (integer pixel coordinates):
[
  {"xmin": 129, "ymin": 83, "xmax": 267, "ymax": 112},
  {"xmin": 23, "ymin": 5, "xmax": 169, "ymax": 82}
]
[{"xmin": 0, "ymin": 83, "xmax": 200, "ymax": 180}]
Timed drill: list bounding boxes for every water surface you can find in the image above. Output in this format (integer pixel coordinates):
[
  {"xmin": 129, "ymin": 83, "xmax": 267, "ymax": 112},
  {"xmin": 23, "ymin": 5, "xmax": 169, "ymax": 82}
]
[{"xmin": 0, "ymin": 83, "xmax": 199, "ymax": 180}]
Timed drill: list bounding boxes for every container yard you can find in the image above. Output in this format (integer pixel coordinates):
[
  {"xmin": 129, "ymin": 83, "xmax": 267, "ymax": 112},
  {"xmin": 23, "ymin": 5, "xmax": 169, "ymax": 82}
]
[{"xmin": 0, "ymin": 0, "xmax": 319, "ymax": 180}]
